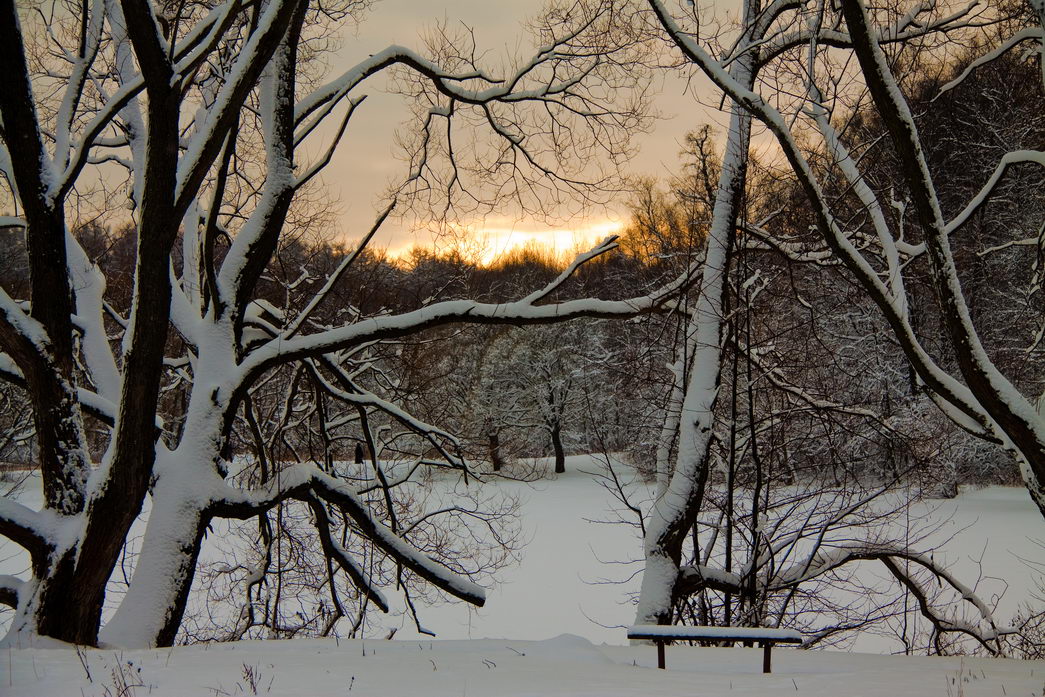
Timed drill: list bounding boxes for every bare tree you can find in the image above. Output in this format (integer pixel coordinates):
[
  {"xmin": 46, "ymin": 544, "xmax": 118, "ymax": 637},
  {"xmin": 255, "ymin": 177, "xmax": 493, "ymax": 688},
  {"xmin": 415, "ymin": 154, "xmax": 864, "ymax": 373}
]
[
  {"xmin": 645, "ymin": 0, "xmax": 1045, "ymax": 517},
  {"xmin": 0, "ymin": 0, "xmax": 695, "ymax": 648},
  {"xmin": 626, "ymin": 0, "xmax": 1023, "ymax": 649}
]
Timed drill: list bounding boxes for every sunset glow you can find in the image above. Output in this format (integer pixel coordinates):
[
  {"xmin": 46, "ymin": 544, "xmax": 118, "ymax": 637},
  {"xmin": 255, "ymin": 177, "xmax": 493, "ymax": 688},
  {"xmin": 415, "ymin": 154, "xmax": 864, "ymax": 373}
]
[{"xmin": 387, "ymin": 217, "xmax": 628, "ymax": 266}]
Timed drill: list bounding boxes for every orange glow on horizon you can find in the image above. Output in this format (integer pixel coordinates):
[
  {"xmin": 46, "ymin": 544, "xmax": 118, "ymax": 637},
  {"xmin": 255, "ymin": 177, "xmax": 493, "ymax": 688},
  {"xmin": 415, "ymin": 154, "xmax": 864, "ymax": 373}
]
[{"xmin": 387, "ymin": 217, "xmax": 627, "ymax": 266}]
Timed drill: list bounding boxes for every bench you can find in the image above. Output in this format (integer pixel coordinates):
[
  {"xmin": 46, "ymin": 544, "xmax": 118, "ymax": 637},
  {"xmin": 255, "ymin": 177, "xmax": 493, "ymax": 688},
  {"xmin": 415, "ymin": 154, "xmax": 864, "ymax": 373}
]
[{"xmin": 627, "ymin": 624, "xmax": 804, "ymax": 673}]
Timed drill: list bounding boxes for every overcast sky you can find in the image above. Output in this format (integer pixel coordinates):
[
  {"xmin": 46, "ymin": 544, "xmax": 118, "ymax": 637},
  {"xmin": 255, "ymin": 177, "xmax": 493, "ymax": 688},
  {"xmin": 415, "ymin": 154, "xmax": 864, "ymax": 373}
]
[{"xmin": 313, "ymin": 0, "xmax": 725, "ymax": 260}]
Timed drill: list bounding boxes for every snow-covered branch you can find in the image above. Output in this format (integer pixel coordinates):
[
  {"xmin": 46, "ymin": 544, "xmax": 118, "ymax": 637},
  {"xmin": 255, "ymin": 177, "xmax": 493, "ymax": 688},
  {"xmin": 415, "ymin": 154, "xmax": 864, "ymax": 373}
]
[
  {"xmin": 0, "ymin": 497, "xmax": 55, "ymax": 565},
  {"xmin": 0, "ymin": 575, "xmax": 23, "ymax": 609},
  {"xmin": 243, "ymin": 245, "xmax": 692, "ymax": 378},
  {"xmin": 210, "ymin": 464, "xmax": 486, "ymax": 608},
  {"xmin": 677, "ymin": 541, "xmax": 1008, "ymax": 652}
]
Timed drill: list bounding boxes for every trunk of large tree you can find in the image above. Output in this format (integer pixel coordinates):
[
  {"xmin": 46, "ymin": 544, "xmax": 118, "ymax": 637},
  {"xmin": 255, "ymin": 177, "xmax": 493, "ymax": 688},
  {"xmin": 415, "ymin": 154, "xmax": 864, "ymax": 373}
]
[
  {"xmin": 634, "ymin": 0, "xmax": 757, "ymax": 625},
  {"xmin": 101, "ymin": 396, "xmax": 231, "ymax": 647},
  {"xmin": 102, "ymin": 491, "xmax": 208, "ymax": 648},
  {"xmin": 32, "ymin": 549, "xmax": 110, "ymax": 645},
  {"xmin": 7, "ymin": 544, "xmax": 82, "ymax": 645},
  {"xmin": 31, "ymin": 86, "xmax": 183, "ymax": 646}
]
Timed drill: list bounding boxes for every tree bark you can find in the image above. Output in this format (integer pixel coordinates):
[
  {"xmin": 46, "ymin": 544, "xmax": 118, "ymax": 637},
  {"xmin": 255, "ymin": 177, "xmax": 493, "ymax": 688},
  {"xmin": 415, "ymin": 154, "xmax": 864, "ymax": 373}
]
[
  {"xmin": 101, "ymin": 481, "xmax": 209, "ymax": 648},
  {"xmin": 551, "ymin": 421, "xmax": 566, "ymax": 474},
  {"xmin": 488, "ymin": 431, "xmax": 503, "ymax": 472}
]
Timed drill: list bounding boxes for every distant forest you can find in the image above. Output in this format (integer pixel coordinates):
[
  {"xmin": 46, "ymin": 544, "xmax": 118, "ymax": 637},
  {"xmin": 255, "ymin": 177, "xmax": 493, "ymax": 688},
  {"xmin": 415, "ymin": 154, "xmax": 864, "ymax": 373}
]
[{"xmin": 3, "ymin": 49, "xmax": 1038, "ymax": 497}]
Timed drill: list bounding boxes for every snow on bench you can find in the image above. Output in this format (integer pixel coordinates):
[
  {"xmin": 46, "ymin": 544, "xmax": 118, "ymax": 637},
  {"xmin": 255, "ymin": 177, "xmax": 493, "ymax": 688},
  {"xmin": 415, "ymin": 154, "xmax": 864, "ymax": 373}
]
[{"xmin": 627, "ymin": 625, "xmax": 804, "ymax": 673}]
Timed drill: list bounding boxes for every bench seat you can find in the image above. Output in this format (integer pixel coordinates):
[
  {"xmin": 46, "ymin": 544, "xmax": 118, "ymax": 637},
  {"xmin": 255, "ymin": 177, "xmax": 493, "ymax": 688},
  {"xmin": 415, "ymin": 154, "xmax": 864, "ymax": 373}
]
[{"xmin": 626, "ymin": 624, "xmax": 803, "ymax": 673}]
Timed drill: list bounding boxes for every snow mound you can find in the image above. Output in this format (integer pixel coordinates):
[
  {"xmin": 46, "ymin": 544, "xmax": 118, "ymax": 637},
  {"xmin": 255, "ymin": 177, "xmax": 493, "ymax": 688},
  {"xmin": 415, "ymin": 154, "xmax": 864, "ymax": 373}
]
[{"xmin": 525, "ymin": 633, "xmax": 614, "ymax": 664}]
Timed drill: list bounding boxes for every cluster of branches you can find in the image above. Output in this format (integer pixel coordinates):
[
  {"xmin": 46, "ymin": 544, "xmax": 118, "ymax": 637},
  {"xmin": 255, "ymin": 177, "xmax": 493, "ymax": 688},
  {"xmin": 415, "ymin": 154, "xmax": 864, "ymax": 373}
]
[
  {"xmin": 620, "ymin": 0, "xmax": 1044, "ymax": 656},
  {"xmin": 1, "ymin": 0, "xmax": 1041, "ymax": 655},
  {"xmin": 0, "ymin": 0, "xmax": 695, "ymax": 649}
]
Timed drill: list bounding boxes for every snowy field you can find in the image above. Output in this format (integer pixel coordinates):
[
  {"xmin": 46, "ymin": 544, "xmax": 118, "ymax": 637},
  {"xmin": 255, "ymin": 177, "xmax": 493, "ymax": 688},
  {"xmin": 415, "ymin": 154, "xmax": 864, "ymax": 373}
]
[
  {"xmin": 5, "ymin": 634, "xmax": 1044, "ymax": 696},
  {"xmin": 2, "ymin": 455, "xmax": 1043, "ymax": 695},
  {"xmin": 396, "ymin": 457, "xmax": 1044, "ymax": 653}
]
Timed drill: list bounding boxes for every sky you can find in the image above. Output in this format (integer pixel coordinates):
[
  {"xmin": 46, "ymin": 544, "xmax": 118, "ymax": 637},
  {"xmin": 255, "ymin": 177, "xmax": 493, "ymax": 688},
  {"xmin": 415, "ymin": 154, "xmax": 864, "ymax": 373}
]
[{"xmin": 311, "ymin": 0, "xmax": 725, "ymax": 261}]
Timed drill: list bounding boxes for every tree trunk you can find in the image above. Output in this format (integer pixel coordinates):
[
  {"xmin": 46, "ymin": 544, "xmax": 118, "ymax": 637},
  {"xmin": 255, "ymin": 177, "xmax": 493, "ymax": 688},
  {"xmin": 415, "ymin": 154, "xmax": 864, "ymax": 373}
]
[
  {"xmin": 101, "ymin": 389, "xmax": 236, "ymax": 647},
  {"xmin": 101, "ymin": 473, "xmax": 209, "ymax": 648},
  {"xmin": 634, "ymin": 0, "xmax": 758, "ymax": 625},
  {"xmin": 6, "ymin": 545, "xmax": 79, "ymax": 645},
  {"xmin": 488, "ymin": 431, "xmax": 503, "ymax": 471},
  {"xmin": 551, "ymin": 421, "xmax": 565, "ymax": 474}
]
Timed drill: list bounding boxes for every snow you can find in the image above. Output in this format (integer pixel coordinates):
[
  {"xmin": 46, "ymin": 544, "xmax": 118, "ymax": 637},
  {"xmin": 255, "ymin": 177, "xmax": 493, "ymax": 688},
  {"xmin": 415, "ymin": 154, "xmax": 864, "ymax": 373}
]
[
  {"xmin": 381, "ymin": 458, "xmax": 1043, "ymax": 652},
  {"xmin": 0, "ymin": 496, "xmax": 60, "ymax": 547},
  {"xmin": 628, "ymin": 624, "xmax": 804, "ymax": 642},
  {"xmin": 66, "ymin": 236, "xmax": 121, "ymax": 404},
  {"xmin": 0, "ymin": 290, "xmax": 50, "ymax": 352},
  {"xmin": 99, "ymin": 471, "xmax": 208, "ymax": 648},
  {"xmin": 4, "ymin": 635, "xmax": 1042, "ymax": 696},
  {"xmin": 1, "ymin": 456, "xmax": 1043, "ymax": 693}
]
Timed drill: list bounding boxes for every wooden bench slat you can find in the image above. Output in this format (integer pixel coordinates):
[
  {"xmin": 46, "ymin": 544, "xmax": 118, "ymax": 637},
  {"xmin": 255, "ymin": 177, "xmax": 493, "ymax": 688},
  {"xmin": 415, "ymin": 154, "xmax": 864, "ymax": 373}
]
[
  {"xmin": 626, "ymin": 625, "xmax": 804, "ymax": 674},
  {"xmin": 627, "ymin": 624, "xmax": 803, "ymax": 643}
]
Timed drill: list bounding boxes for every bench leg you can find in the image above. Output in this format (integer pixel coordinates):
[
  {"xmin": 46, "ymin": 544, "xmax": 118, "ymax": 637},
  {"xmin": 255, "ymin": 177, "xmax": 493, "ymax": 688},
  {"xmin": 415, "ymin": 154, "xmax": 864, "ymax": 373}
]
[
  {"xmin": 761, "ymin": 642, "xmax": 771, "ymax": 674},
  {"xmin": 657, "ymin": 641, "xmax": 665, "ymax": 669}
]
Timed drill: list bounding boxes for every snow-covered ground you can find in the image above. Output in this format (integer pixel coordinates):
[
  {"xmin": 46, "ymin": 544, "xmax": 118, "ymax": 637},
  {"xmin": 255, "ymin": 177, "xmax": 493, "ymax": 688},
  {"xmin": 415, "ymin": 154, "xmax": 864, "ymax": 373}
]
[
  {"xmin": 398, "ymin": 457, "xmax": 648, "ymax": 644},
  {"xmin": 396, "ymin": 456, "xmax": 1043, "ymax": 653},
  {"xmin": 5, "ymin": 634, "xmax": 1042, "ymax": 696},
  {"xmin": 2, "ymin": 455, "xmax": 1043, "ymax": 695}
]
